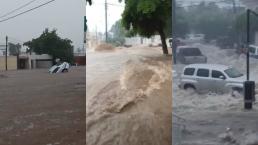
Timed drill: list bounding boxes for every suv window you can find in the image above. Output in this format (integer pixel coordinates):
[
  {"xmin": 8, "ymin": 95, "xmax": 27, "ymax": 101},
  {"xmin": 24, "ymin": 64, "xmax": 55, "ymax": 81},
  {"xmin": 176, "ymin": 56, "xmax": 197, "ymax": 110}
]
[
  {"xmin": 212, "ymin": 70, "xmax": 225, "ymax": 79},
  {"xmin": 197, "ymin": 69, "xmax": 209, "ymax": 77},
  {"xmin": 184, "ymin": 68, "xmax": 195, "ymax": 76}
]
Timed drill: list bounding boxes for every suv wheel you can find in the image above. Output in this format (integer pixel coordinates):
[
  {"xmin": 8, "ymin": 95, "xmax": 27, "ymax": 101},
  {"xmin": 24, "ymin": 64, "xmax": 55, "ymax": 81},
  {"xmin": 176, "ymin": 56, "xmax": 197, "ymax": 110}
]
[{"xmin": 184, "ymin": 84, "xmax": 196, "ymax": 93}]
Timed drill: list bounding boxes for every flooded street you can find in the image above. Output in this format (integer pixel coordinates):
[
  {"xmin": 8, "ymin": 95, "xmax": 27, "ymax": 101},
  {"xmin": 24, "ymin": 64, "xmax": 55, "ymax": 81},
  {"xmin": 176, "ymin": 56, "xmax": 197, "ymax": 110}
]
[
  {"xmin": 0, "ymin": 67, "xmax": 86, "ymax": 145},
  {"xmin": 86, "ymin": 46, "xmax": 172, "ymax": 145}
]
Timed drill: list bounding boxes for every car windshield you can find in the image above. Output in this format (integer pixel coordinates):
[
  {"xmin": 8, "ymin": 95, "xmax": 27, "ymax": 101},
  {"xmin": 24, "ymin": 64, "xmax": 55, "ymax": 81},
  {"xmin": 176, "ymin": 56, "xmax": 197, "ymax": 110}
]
[
  {"xmin": 181, "ymin": 48, "xmax": 201, "ymax": 56},
  {"xmin": 224, "ymin": 68, "xmax": 243, "ymax": 78}
]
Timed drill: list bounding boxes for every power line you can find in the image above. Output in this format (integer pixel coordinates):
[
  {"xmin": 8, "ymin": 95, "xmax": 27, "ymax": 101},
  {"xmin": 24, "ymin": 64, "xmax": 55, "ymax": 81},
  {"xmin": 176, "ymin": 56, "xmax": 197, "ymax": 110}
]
[
  {"xmin": 0, "ymin": 0, "xmax": 38, "ymax": 19},
  {"xmin": 0, "ymin": 0, "xmax": 56, "ymax": 23}
]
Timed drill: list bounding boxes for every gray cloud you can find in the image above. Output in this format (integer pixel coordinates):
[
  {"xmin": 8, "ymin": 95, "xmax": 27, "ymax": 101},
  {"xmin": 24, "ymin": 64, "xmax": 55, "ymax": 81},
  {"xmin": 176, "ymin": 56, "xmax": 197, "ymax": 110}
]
[{"xmin": 0, "ymin": 0, "xmax": 85, "ymax": 50}]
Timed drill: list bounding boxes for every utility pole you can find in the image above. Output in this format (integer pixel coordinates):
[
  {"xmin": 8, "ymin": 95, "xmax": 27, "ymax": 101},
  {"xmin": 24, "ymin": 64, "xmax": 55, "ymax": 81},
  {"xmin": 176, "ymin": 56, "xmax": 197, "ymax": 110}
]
[
  {"xmin": 5, "ymin": 36, "xmax": 8, "ymax": 71},
  {"xmin": 232, "ymin": 0, "xmax": 236, "ymax": 14},
  {"xmin": 172, "ymin": 0, "xmax": 177, "ymax": 64},
  {"xmin": 247, "ymin": 9, "xmax": 250, "ymax": 81},
  {"xmin": 96, "ymin": 25, "xmax": 98, "ymax": 41},
  {"xmin": 105, "ymin": 0, "xmax": 108, "ymax": 42},
  {"xmin": 243, "ymin": 9, "xmax": 258, "ymax": 110}
]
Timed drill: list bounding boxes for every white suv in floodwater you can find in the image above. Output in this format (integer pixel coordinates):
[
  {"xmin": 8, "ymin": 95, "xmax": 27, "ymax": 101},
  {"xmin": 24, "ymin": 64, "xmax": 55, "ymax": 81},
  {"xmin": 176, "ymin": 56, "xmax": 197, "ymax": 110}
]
[{"xmin": 179, "ymin": 64, "xmax": 245, "ymax": 96}]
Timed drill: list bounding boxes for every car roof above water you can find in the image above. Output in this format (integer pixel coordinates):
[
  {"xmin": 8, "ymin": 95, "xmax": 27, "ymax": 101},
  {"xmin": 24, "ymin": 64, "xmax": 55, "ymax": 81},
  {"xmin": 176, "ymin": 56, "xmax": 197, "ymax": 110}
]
[{"xmin": 184, "ymin": 64, "xmax": 230, "ymax": 71}]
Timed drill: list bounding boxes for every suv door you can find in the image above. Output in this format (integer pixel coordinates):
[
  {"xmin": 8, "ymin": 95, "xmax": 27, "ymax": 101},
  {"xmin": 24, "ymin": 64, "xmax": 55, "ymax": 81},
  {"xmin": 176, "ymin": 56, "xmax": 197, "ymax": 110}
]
[
  {"xmin": 196, "ymin": 68, "xmax": 210, "ymax": 93},
  {"xmin": 211, "ymin": 70, "xmax": 227, "ymax": 93}
]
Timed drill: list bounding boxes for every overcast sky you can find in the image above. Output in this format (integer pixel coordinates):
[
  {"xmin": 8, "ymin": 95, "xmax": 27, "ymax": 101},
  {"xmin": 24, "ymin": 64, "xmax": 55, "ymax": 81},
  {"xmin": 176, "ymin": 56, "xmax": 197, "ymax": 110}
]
[
  {"xmin": 86, "ymin": 0, "xmax": 124, "ymax": 33},
  {"xmin": 0, "ymin": 0, "xmax": 84, "ymax": 50}
]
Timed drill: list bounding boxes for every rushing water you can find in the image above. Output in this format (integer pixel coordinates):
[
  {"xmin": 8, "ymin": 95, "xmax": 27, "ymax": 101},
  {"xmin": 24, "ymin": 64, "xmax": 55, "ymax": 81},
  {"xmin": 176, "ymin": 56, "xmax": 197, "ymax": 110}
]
[{"xmin": 86, "ymin": 46, "xmax": 172, "ymax": 145}]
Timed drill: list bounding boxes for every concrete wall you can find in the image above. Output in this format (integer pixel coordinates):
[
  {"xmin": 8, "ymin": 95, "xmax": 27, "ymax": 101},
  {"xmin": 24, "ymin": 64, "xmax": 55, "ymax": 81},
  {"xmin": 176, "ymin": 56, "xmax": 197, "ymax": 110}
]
[
  {"xmin": 125, "ymin": 35, "xmax": 161, "ymax": 46},
  {"xmin": 36, "ymin": 60, "xmax": 52, "ymax": 68},
  {"xmin": 19, "ymin": 53, "xmax": 53, "ymax": 69},
  {"xmin": 0, "ymin": 56, "xmax": 17, "ymax": 70}
]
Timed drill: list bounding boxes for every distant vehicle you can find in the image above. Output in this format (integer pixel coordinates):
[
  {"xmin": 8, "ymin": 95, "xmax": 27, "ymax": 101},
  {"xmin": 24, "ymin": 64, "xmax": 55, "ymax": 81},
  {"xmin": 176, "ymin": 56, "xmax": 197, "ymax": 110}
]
[
  {"xmin": 187, "ymin": 34, "xmax": 204, "ymax": 42},
  {"xmin": 178, "ymin": 64, "xmax": 245, "ymax": 96},
  {"xmin": 177, "ymin": 46, "xmax": 207, "ymax": 64},
  {"xmin": 249, "ymin": 45, "xmax": 258, "ymax": 58},
  {"xmin": 49, "ymin": 62, "xmax": 70, "ymax": 74}
]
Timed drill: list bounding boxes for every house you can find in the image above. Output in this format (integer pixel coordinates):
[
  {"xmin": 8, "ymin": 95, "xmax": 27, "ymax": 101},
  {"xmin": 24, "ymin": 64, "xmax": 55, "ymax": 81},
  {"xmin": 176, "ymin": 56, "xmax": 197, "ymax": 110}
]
[{"xmin": 19, "ymin": 53, "xmax": 53, "ymax": 69}]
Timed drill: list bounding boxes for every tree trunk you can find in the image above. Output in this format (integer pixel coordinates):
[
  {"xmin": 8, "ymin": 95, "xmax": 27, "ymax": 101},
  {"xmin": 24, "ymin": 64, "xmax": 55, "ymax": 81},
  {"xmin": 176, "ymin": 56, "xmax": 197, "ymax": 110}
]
[{"xmin": 158, "ymin": 28, "xmax": 168, "ymax": 54}]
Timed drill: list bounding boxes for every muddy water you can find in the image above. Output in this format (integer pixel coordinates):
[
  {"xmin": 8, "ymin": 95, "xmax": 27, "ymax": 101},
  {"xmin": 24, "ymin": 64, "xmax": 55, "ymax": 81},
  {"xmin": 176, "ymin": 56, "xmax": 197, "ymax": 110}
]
[{"xmin": 86, "ymin": 46, "xmax": 172, "ymax": 145}]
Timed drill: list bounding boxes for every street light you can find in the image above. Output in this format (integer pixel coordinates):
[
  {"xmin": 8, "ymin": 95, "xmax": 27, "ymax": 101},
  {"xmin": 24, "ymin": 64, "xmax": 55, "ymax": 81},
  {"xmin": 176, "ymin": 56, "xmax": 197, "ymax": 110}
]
[{"xmin": 244, "ymin": 9, "xmax": 258, "ymax": 110}]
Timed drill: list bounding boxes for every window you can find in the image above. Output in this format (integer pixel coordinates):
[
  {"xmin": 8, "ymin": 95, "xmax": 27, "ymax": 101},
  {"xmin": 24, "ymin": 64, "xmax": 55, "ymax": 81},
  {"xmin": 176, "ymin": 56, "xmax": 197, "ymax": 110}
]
[
  {"xmin": 180, "ymin": 48, "xmax": 202, "ymax": 56},
  {"xmin": 224, "ymin": 68, "xmax": 243, "ymax": 78},
  {"xmin": 249, "ymin": 46, "xmax": 256, "ymax": 54},
  {"xmin": 197, "ymin": 69, "xmax": 209, "ymax": 77},
  {"xmin": 184, "ymin": 68, "xmax": 195, "ymax": 76},
  {"xmin": 212, "ymin": 70, "xmax": 225, "ymax": 79}
]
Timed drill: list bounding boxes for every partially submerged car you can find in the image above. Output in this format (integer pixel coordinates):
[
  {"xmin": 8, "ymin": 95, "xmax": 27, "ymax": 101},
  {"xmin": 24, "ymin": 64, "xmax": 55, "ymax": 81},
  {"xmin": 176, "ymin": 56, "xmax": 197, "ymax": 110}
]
[
  {"xmin": 178, "ymin": 64, "xmax": 245, "ymax": 96},
  {"xmin": 177, "ymin": 46, "xmax": 207, "ymax": 64},
  {"xmin": 49, "ymin": 62, "xmax": 70, "ymax": 74}
]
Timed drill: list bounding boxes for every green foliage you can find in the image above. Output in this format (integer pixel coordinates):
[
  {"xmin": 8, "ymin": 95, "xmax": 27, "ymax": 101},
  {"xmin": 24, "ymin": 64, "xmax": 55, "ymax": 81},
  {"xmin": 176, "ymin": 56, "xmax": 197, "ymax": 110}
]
[
  {"xmin": 119, "ymin": 0, "xmax": 171, "ymax": 54},
  {"xmin": 8, "ymin": 43, "xmax": 21, "ymax": 56},
  {"xmin": 121, "ymin": 0, "xmax": 170, "ymax": 37},
  {"xmin": 24, "ymin": 29, "xmax": 74, "ymax": 63},
  {"xmin": 86, "ymin": 0, "xmax": 92, "ymax": 5}
]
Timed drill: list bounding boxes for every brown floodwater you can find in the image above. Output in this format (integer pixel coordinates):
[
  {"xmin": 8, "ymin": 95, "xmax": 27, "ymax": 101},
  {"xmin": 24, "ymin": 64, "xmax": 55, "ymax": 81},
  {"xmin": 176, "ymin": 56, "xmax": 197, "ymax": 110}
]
[{"xmin": 86, "ymin": 45, "xmax": 172, "ymax": 145}]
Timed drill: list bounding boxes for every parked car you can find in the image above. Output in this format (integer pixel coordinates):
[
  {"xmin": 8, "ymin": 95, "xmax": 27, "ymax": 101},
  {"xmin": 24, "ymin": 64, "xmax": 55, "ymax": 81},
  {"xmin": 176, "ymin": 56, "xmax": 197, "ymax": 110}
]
[
  {"xmin": 177, "ymin": 46, "xmax": 207, "ymax": 64},
  {"xmin": 49, "ymin": 62, "xmax": 70, "ymax": 74},
  {"xmin": 178, "ymin": 64, "xmax": 245, "ymax": 96}
]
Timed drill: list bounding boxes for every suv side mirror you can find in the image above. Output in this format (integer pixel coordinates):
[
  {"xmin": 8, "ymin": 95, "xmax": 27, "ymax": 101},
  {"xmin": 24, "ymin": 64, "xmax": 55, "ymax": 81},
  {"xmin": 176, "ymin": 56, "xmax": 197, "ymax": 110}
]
[{"xmin": 219, "ymin": 76, "xmax": 225, "ymax": 80}]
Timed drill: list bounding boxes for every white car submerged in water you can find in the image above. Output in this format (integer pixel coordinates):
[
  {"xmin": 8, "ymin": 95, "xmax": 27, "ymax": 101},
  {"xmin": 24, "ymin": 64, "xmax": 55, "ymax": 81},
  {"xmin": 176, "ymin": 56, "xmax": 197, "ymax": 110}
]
[
  {"xmin": 49, "ymin": 62, "xmax": 70, "ymax": 74},
  {"xmin": 178, "ymin": 64, "xmax": 245, "ymax": 96}
]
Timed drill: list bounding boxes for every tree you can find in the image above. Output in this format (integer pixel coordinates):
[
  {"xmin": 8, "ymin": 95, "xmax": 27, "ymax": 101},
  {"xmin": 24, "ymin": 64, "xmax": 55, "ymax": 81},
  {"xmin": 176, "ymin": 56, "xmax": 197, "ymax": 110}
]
[
  {"xmin": 8, "ymin": 43, "xmax": 21, "ymax": 56},
  {"xmin": 24, "ymin": 29, "xmax": 74, "ymax": 63},
  {"xmin": 86, "ymin": 0, "xmax": 92, "ymax": 5},
  {"xmin": 108, "ymin": 20, "xmax": 126, "ymax": 46},
  {"xmin": 119, "ymin": 0, "xmax": 171, "ymax": 54},
  {"xmin": 182, "ymin": 2, "xmax": 244, "ymax": 44}
]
